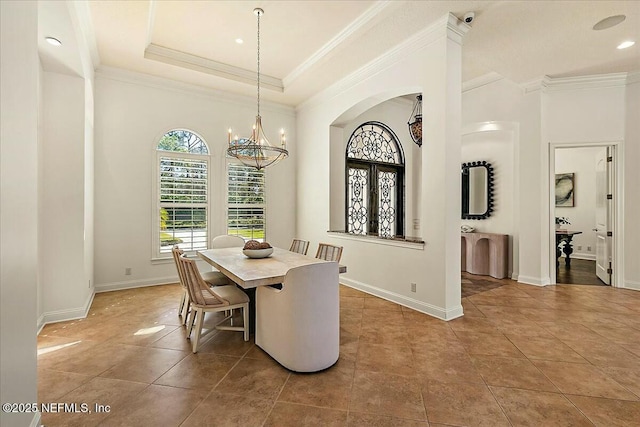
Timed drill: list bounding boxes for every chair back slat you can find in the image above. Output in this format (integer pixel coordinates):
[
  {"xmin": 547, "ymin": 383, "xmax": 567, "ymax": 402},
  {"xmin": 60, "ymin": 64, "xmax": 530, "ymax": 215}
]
[
  {"xmin": 315, "ymin": 243, "xmax": 343, "ymax": 262},
  {"xmin": 289, "ymin": 239, "xmax": 309, "ymax": 255},
  {"xmin": 172, "ymin": 246, "xmax": 187, "ymax": 289},
  {"xmin": 179, "ymin": 255, "xmax": 224, "ymax": 306}
]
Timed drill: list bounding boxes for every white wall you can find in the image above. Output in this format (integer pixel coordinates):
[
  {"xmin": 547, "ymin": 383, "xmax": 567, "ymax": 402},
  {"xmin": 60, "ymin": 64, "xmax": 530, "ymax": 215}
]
[
  {"xmin": 297, "ymin": 15, "xmax": 466, "ymax": 320},
  {"xmin": 40, "ymin": 71, "xmax": 94, "ymax": 321},
  {"xmin": 624, "ymin": 77, "xmax": 640, "ymax": 290},
  {"xmin": 461, "ymin": 129, "xmax": 516, "ymax": 275},
  {"xmin": 330, "ymin": 97, "xmax": 419, "ymax": 235},
  {"xmin": 555, "ymin": 146, "xmax": 601, "ymax": 260},
  {"xmin": 462, "ymin": 79, "xmax": 541, "ymax": 284},
  {"xmin": 546, "ymin": 81, "xmax": 630, "ymax": 288},
  {"xmin": 93, "ymin": 70, "xmax": 296, "ymax": 291},
  {"xmin": 1, "ymin": 2, "xmax": 39, "ymax": 426}
]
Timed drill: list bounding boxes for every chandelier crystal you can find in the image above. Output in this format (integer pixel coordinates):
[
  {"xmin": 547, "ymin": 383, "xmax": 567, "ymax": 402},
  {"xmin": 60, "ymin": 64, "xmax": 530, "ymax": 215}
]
[
  {"xmin": 227, "ymin": 8, "xmax": 288, "ymax": 170},
  {"xmin": 407, "ymin": 94, "xmax": 422, "ymax": 147}
]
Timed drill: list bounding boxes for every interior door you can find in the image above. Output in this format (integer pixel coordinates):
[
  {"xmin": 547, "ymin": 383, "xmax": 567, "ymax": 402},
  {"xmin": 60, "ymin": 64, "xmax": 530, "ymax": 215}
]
[{"xmin": 595, "ymin": 148, "xmax": 611, "ymax": 285}]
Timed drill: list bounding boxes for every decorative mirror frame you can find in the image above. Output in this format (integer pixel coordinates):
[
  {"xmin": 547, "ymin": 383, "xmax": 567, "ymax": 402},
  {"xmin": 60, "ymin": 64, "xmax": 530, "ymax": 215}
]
[{"xmin": 461, "ymin": 161, "xmax": 494, "ymax": 220}]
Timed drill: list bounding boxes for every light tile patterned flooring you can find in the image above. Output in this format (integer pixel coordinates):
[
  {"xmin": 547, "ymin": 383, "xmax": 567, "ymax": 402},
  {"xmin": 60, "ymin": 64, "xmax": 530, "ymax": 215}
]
[{"xmin": 38, "ymin": 276, "xmax": 640, "ymax": 426}]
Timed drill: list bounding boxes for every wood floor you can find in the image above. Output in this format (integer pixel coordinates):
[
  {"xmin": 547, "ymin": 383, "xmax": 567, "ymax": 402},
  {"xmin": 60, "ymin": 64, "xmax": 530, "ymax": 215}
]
[{"xmin": 557, "ymin": 258, "xmax": 607, "ymax": 286}]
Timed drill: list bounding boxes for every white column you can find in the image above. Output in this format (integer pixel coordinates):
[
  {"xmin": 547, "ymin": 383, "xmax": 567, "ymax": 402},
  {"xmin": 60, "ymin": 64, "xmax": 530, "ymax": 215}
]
[
  {"xmin": 419, "ymin": 15, "xmax": 468, "ymax": 318},
  {"xmin": 1, "ymin": 2, "xmax": 40, "ymax": 426}
]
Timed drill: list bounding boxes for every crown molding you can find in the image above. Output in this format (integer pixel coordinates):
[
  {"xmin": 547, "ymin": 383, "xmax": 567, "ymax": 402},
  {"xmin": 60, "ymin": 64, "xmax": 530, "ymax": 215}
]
[
  {"xmin": 143, "ymin": 43, "xmax": 284, "ymax": 92},
  {"xmin": 627, "ymin": 71, "xmax": 640, "ymax": 84},
  {"xmin": 462, "ymin": 72, "xmax": 504, "ymax": 93},
  {"xmin": 298, "ymin": 13, "xmax": 465, "ymax": 112},
  {"xmin": 283, "ymin": 0, "xmax": 398, "ymax": 88},
  {"xmin": 95, "ymin": 65, "xmax": 295, "ymax": 116},
  {"xmin": 540, "ymin": 73, "xmax": 628, "ymax": 93}
]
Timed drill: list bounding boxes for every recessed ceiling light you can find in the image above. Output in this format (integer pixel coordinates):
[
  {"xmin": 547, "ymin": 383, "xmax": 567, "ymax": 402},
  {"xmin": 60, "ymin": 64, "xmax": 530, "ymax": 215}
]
[
  {"xmin": 593, "ymin": 15, "xmax": 626, "ymax": 31},
  {"xmin": 235, "ymin": 38, "xmax": 243, "ymax": 44},
  {"xmin": 45, "ymin": 37, "xmax": 62, "ymax": 46},
  {"xmin": 617, "ymin": 41, "xmax": 635, "ymax": 49}
]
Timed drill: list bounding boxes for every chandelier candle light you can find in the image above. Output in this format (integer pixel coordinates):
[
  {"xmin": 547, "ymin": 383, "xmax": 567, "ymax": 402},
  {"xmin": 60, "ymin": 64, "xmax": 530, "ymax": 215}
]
[{"xmin": 227, "ymin": 8, "xmax": 288, "ymax": 170}]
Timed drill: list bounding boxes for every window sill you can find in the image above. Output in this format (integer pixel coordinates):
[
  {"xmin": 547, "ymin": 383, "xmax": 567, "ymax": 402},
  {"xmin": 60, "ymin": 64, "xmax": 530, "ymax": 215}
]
[{"xmin": 327, "ymin": 231, "xmax": 425, "ymax": 250}]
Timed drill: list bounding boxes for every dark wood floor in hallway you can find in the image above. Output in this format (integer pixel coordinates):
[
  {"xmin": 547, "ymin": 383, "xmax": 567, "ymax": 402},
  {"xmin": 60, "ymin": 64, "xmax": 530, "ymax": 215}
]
[{"xmin": 557, "ymin": 258, "xmax": 607, "ymax": 286}]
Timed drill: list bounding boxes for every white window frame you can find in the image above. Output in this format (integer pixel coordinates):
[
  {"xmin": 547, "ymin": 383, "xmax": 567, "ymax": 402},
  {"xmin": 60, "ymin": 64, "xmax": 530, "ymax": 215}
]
[
  {"xmin": 226, "ymin": 160, "xmax": 266, "ymax": 242},
  {"xmin": 153, "ymin": 132, "xmax": 210, "ymax": 259}
]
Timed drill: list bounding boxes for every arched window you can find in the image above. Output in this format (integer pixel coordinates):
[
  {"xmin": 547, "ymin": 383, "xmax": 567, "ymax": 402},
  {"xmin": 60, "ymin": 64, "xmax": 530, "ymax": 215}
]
[
  {"xmin": 346, "ymin": 122, "xmax": 405, "ymax": 237},
  {"xmin": 156, "ymin": 130, "xmax": 209, "ymax": 255}
]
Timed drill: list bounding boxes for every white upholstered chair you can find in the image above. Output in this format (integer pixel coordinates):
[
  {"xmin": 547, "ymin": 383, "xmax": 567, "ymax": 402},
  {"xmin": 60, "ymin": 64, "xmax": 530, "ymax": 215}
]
[
  {"xmin": 255, "ymin": 261, "xmax": 339, "ymax": 372},
  {"xmin": 211, "ymin": 234, "xmax": 245, "ymax": 249},
  {"xmin": 179, "ymin": 255, "xmax": 249, "ymax": 353},
  {"xmin": 315, "ymin": 243, "xmax": 343, "ymax": 263},
  {"xmin": 289, "ymin": 239, "xmax": 310, "ymax": 255},
  {"xmin": 171, "ymin": 246, "xmax": 230, "ymax": 322}
]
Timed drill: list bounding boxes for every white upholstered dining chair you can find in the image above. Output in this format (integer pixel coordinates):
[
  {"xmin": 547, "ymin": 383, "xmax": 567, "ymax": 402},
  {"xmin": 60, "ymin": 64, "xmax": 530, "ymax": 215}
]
[
  {"xmin": 179, "ymin": 255, "xmax": 249, "ymax": 353},
  {"xmin": 255, "ymin": 261, "xmax": 339, "ymax": 372},
  {"xmin": 211, "ymin": 234, "xmax": 245, "ymax": 249}
]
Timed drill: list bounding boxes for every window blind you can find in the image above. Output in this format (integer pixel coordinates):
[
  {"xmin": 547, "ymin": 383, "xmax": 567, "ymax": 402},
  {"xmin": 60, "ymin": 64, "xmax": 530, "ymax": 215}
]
[
  {"xmin": 159, "ymin": 155, "xmax": 208, "ymax": 253},
  {"xmin": 227, "ymin": 163, "xmax": 265, "ymax": 242}
]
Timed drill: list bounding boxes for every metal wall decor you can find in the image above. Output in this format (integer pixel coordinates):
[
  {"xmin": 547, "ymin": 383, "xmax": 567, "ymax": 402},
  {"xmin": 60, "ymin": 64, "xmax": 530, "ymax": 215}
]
[
  {"xmin": 377, "ymin": 170, "xmax": 397, "ymax": 237},
  {"xmin": 461, "ymin": 161, "xmax": 494, "ymax": 220},
  {"xmin": 346, "ymin": 122, "xmax": 403, "ymax": 164},
  {"xmin": 407, "ymin": 95, "xmax": 422, "ymax": 147},
  {"xmin": 347, "ymin": 168, "xmax": 369, "ymax": 235},
  {"xmin": 346, "ymin": 121, "xmax": 405, "ymax": 237}
]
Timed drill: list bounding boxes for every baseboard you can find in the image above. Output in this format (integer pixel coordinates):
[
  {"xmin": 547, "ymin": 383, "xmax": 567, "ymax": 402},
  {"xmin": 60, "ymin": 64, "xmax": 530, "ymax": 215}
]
[
  {"xmin": 95, "ymin": 275, "xmax": 178, "ymax": 293},
  {"xmin": 37, "ymin": 313, "xmax": 45, "ymax": 335},
  {"xmin": 517, "ymin": 275, "xmax": 550, "ymax": 286},
  {"xmin": 340, "ymin": 278, "xmax": 463, "ymax": 321},
  {"xmin": 560, "ymin": 253, "xmax": 596, "ymax": 261},
  {"xmin": 624, "ymin": 280, "xmax": 640, "ymax": 291},
  {"xmin": 38, "ymin": 291, "xmax": 95, "ymax": 328}
]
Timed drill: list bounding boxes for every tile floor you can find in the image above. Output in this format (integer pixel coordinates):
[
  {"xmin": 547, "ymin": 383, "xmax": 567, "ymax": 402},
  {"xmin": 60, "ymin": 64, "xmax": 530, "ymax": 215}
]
[{"xmin": 38, "ymin": 276, "xmax": 640, "ymax": 426}]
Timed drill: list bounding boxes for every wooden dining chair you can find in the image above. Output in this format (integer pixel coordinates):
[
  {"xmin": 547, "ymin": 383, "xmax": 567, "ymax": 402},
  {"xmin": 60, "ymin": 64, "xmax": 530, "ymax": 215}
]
[
  {"xmin": 179, "ymin": 255, "xmax": 249, "ymax": 353},
  {"xmin": 289, "ymin": 239, "xmax": 310, "ymax": 255},
  {"xmin": 315, "ymin": 243, "xmax": 343, "ymax": 263},
  {"xmin": 171, "ymin": 246, "xmax": 230, "ymax": 323}
]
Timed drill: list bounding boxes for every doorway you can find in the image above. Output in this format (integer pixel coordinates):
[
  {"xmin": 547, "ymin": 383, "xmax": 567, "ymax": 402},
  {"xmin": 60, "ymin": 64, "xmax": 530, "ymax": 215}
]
[{"xmin": 550, "ymin": 143, "xmax": 619, "ymax": 286}]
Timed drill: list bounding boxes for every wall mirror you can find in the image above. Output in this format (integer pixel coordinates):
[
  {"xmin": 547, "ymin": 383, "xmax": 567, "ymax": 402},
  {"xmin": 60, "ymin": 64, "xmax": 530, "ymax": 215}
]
[{"xmin": 462, "ymin": 161, "xmax": 494, "ymax": 219}]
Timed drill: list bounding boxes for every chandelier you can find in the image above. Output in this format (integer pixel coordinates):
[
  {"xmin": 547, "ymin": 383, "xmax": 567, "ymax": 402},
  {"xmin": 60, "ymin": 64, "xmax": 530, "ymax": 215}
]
[
  {"xmin": 227, "ymin": 8, "xmax": 288, "ymax": 170},
  {"xmin": 407, "ymin": 94, "xmax": 422, "ymax": 147}
]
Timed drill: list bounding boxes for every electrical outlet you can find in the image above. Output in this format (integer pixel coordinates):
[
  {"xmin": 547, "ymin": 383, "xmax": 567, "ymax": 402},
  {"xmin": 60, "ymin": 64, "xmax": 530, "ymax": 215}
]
[
  {"xmin": 577, "ymin": 245, "xmax": 582, "ymax": 250},
  {"xmin": 587, "ymin": 246, "xmax": 592, "ymax": 252},
  {"xmin": 411, "ymin": 282, "xmax": 417, "ymax": 292},
  {"xmin": 125, "ymin": 267, "xmax": 132, "ymax": 276}
]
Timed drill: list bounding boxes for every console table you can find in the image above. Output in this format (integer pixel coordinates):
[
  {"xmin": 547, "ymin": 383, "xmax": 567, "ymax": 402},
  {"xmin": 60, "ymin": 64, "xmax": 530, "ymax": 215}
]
[
  {"xmin": 461, "ymin": 232, "xmax": 509, "ymax": 279},
  {"xmin": 555, "ymin": 230, "xmax": 582, "ymax": 268}
]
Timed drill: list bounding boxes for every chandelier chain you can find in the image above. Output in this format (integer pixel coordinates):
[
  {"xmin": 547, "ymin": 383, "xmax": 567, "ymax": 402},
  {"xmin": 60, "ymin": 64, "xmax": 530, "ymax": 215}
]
[{"xmin": 256, "ymin": 9, "xmax": 260, "ymax": 118}]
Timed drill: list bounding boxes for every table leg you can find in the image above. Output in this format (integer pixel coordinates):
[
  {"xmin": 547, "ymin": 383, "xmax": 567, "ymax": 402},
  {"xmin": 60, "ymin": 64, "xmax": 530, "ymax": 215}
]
[{"xmin": 563, "ymin": 236, "xmax": 574, "ymax": 268}]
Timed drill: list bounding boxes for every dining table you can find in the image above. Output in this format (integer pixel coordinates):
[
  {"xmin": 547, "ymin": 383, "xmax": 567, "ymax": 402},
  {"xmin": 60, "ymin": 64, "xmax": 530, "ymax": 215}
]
[
  {"xmin": 197, "ymin": 246, "xmax": 347, "ymax": 372},
  {"xmin": 197, "ymin": 246, "xmax": 346, "ymax": 289}
]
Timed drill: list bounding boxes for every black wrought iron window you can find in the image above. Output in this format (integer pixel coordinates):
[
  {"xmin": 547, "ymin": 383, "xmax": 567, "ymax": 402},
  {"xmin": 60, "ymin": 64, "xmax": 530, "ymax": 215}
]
[{"xmin": 345, "ymin": 121, "xmax": 405, "ymax": 237}]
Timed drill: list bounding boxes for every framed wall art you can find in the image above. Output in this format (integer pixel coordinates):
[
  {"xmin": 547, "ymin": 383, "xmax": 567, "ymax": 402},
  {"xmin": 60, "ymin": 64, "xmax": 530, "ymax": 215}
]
[{"xmin": 555, "ymin": 173, "xmax": 574, "ymax": 207}]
